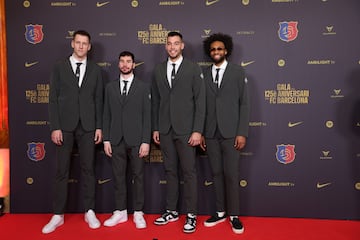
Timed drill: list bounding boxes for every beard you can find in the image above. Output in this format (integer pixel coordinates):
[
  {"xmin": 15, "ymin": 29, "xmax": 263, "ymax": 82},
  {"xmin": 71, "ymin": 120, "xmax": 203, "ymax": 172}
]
[
  {"xmin": 211, "ymin": 55, "xmax": 226, "ymax": 65},
  {"xmin": 120, "ymin": 68, "xmax": 132, "ymax": 75}
]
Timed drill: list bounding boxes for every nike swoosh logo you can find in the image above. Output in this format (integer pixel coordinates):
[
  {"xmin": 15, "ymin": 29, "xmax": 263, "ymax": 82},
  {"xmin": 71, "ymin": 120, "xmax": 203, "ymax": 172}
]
[
  {"xmin": 98, "ymin": 179, "xmax": 111, "ymax": 185},
  {"xmin": 240, "ymin": 60, "xmax": 255, "ymax": 67},
  {"xmin": 204, "ymin": 180, "xmax": 213, "ymax": 186},
  {"xmin": 25, "ymin": 61, "xmax": 39, "ymax": 67},
  {"xmin": 288, "ymin": 121, "xmax": 303, "ymax": 128},
  {"xmin": 96, "ymin": 1, "xmax": 110, "ymax": 7},
  {"xmin": 206, "ymin": 0, "xmax": 220, "ymax": 6},
  {"xmin": 317, "ymin": 182, "xmax": 331, "ymax": 189},
  {"xmin": 135, "ymin": 61, "xmax": 144, "ymax": 67}
]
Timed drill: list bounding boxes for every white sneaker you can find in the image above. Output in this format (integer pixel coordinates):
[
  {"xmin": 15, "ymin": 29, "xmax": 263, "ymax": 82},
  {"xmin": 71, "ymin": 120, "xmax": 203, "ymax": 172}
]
[
  {"xmin": 84, "ymin": 209, "xmax": 100, "ymax": 229},
  {"xmin": 42, "ymin": 214, "xmax": 64, "ymax": 234},
  {"xmin": 133, "ymin": 211, "xmax": 146, "ymax": 229},
  {"xmin": 103, "ymin": 209, "xmax": 128, "ymax": 227}
]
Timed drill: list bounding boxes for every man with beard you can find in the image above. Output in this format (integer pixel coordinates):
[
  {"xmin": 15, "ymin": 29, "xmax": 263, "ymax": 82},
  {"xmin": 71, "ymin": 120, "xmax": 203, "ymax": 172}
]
[
  {"xmin": 152, "ymin": 31, "xmax": 205, "ymax": 233},
  {"xmin": 200, "ymin": 33, "xmax": 250, "ymax": 234},
  {"xmin": 102, "ymin": 51, "xmax": 151, "ymax": 229}
]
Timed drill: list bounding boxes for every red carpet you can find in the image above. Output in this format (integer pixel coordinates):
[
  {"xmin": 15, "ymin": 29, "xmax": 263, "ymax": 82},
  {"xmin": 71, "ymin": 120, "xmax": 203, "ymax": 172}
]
[{"xmin": 1, "ymin": 214, "xmax": 359, "ymax": 240}]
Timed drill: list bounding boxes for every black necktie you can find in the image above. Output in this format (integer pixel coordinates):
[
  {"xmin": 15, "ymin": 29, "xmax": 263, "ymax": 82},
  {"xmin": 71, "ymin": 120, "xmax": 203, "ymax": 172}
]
[
  {"xmin": 214, "ymin": 68, "xmax": 220, "ymax": 87},
  {"xmin": 122, "ymin": 80, "xmax": 128, "ymax": 95},
  {"xmin": 171, "ymin": 63, "xmax": 176, "ymax": 87},
  {"xmin": 75, "ymin": 62, "xmax": 82, "ymax": 81}
]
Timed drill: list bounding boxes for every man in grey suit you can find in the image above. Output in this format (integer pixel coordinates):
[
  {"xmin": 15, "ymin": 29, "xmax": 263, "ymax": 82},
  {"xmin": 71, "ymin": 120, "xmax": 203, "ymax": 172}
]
[
  {"xmin": 42, "ymin": 30, "xmax": 104, "ymax": 234},
  {"xmin": 152, "ymin": 31, "xmax": 205, "ymax": 233},
  {"xmin": 102, "ymin": 51, "xmax": 151, "ymax": 229},
  {"xmin": 200, "ymin": 33, "xmax": 250, "ymax": 234}
]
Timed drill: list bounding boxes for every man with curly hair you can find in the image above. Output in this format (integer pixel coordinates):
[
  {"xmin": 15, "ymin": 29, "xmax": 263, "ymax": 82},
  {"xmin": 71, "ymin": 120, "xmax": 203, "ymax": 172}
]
[{"xmin": 200, "ymin": 33, "xmax": 250, "ymax": 234}]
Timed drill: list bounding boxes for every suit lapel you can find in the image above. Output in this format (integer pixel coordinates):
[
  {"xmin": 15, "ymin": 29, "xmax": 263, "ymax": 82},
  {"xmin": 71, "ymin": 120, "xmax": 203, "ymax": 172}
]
[
  {"xmin": 66, "ymin": 59, "xmax": 79, "ymax": 88},
  {"xmin": 123, "ymin": 78, "xmax": 138, "ymax": 105},
  {"xmin": 219, "ymin": 64, "xmax": 230, "ymax": 90},
  {"xmin": 207, "ymin": 66, "xmax": 218, "ymax": 94}
]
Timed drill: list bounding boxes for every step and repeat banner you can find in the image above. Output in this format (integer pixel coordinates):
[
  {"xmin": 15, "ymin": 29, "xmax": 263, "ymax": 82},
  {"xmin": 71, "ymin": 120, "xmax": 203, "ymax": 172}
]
[{"xmin": 6, "ymin": 0, "xmax": 360, "ymax": 219}]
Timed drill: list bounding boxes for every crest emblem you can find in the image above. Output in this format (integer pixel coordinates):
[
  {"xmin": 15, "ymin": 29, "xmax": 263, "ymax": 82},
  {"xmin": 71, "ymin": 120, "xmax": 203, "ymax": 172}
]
[
  {"xmin": 27, "ymin": 142, "xmax": 46, "ymax": 162},
  {"xmin": 25, "ymin": 24, "xmax": 44, "ymax": 44},
  {"xmin": 278, "ymin": 21, "xmax": 298, "ymax": 42},
  {"xmin": 276, "ymin": 144, "xmax": 295, "ymax": 164}
]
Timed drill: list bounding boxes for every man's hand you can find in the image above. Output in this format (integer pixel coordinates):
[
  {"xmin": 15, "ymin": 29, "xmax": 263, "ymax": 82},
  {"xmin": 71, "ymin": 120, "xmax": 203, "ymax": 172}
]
[
  {"xmin": 153, "ymin": 131, "xmax": 160, "ymax": 144},
  {"xmin": 188, "ymin": 132, "xmax": 202, "ymax": 146},
  {"xmin": 94, "ymin": 129, "xmax": 103, "ymax": 144},
  {"xmin": 103, "ymin": 141, "xmax": 112, "ymax": 157},
  {"xmin": 234, "ymin": 136, "xmax": 246, "ymax": 150},
  {"xmin": 51, "ymin": 130, "xmax": 63, "ymax": 145},
  {"xmin": 139, "ymin": 143, "xmax": 150, "ymax": 158}
]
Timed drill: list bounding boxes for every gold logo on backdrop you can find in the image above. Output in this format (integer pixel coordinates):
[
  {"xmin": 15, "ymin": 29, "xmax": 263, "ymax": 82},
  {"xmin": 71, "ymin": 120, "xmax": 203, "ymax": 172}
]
[
  {"xmin": 97, "ymin": 62, "xmax": 111, "ymax": 67},
  {"xmin": 288, "ymin": 121, "xmax": 303, "ymax": 128},
  {"xmin": 355, "ymin": 183, "xmax": 360, "ymax": 190},
  {"xmin": 242, "ymin": 0, "xmax": 250, "ymax": 5},
  {"xmin": 25, "ymin": 61, "xmax": 39, "ymax": 68},
  {"xmin": 317, "ymin": 182, "xmax": 331, "ymax": 189},
  {"xmin": 206, "ymin": 0, "xmax": 220, "ymax": 6},
  {"xmin": 138, "ymin": 24, "xmax": 173, "ymax": 45},
  {"xmin": 325, "ymin": 121, "xmax": 334, "ymax": 128},
  {"xmin": 240, "ymin": 180, "xmax": 247, "ymax": 187},
  {"xmin": 264, "ymin": 83, "xmax": 310, "ymax": 105},
  {"xmin": 66, "ymin": 31, "xmax": 75, "ymax": 39},
  {"xmin": 330, "ymin": 89, "xmax": 344, "ymax": 98},
  {"xmin": 26, "ymin": 177, "xmax": 34, "ymax": 185},
  {"xmin": 159, "ymin": 180, "xmax": 167, "ymax": 185},
  {"xmin": 204, "ymin": 29, "xmax": 211, "ymax": 35},
  {"xmin": 204, "ymin": 180, "xmax": 213, "ymax": 186},
  {"xmin": 51, "ymin": 2, "xmax": 76, "ymax": 7},
  {"xmin": 131, "ymin": 0, "xmax": 139, "ymax": 7},
  {"xmin": 307, "ymin": 59, "xmax": 335, "ymax": 65},
  {"xmin": 23, "ymin": 0, "xmax": 30, "ymax": 7},
  {"xmin": 320, "ymin": 151, "xmax": 332, "ymax": 160},
  {"xmin": 240, "ymin": 60, "xmax": 255, "ymax": 67},
  {"xmin": 278, "ymin": 59, "xmax": 285, "ymax": 67},
  {"xmin": 135, "ymin": 62, "xmax": 144, "ymax": 67},
  {"xmin": 323, "ymin": 26, "xmax": 336, "ymax": 35},
  {"xmin": 268, "ymin": 182, "xmax": 295, "ymax": 187},
  {"xmin": 68, "ymin": 179, "xmax": 78, "ymax": 183},
  {"xmin": 249, "ymin": 122, "xmax": 267, "ymax": 127},
  {"xmin": 98, "ymin": 179, "xmax": 111, "ymax": 185},
  {"xmin": 96, "ymin": 1, "xmax": 110, "ymax": 7}
]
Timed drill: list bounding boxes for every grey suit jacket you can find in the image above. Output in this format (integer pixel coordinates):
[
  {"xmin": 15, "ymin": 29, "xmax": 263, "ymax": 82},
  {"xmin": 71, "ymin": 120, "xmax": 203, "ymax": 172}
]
[
  {"xmin": 203, "ymin": 63, "xmax": 250, "ymax": 138},
  {"xmin": 49, "ymin": 58, "xmax": 104, "ymax": 132},
  {"xmin": 152, "ymin": 58, "xmax": 205, "ymax": 135},
  {"xmin": 103, "ymin": 78, "xmax": 151, "ymax": 146}
]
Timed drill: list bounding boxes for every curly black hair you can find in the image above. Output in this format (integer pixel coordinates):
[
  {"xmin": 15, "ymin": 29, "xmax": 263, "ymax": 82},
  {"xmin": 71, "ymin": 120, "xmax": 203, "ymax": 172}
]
[{"xmin": 203, "ymin": 33, "xmax": 233, "ymax": 58}]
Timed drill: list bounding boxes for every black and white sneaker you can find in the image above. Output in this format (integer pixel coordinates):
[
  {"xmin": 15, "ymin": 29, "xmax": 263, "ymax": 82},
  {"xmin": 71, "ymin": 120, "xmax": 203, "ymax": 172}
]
[
  {"xmin": 154, "ymin": 210, "xmax": 179, "ymax": 225},
  {"xmin": 230, "ymin": 217, "xmax": 244, "ymax": 234},
  {"xmin": 183, "ymin": 214, "xmax": 196, "ymax": 233},
  {"xmin": 204, "ymin": 212, "xmax": 227, "ymax": 227}
]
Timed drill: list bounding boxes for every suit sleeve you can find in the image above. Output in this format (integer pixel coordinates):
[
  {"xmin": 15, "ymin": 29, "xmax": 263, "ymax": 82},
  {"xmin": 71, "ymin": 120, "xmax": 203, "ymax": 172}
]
[
  {"xmin": 192, "ymin": 64, "xmax": 206, "ymax": 134},
  {"xmin": 142, "ymin": 83, "xmax": 152, "ymax": 143},
  {"xmin": 48, "ymin": 63, "xmax": 61, "ymax": 132},
  {"xmin": 237, "ymin": 71, "xmax": 250, "ymax": 137},
  {"xmin": 151, "ymin": 68, "xmax": 160, "ymax": 132},
  {"xmin": 102, "ymin": 84, "xmax": 111, "ymax": 142},
  {"xmin": 94, "ymin": 66, "xmax": 104, "ymax": 130}
]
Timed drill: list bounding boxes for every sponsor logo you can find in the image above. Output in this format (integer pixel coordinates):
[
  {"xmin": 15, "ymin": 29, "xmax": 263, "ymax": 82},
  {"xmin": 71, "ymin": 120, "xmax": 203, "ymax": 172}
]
[
  {"xmin": 317, "ymin": 182, "xmax": 331, "ymax": 189},
  {"xmin": 27, "ymin": 142, "xmax": 46, "ymax": 162},
  {"xmin": 268, "ymin": 182, "xmax": 295, "ymax": 187},
  {"xmin": 206, "ymin": 0, "xmax": 220, "ymax": 6},
  {"xmin": 330, "ymin": 89, "xmax": 344, "ymax": 98},
  {"xmin": 278, "ymin": 21, "xmax": 298, "ymax": 42},
  {"xmin": 25, "ymin": 24, "xmax": 44, "ymax": 44},
  {"xmin": 96, "ymin": 1, "xmax": 110, "ymax": 7},
  {"xmin": 325, "ymin": 120, "xmax": 334, "ymax": 128},
  {"xmin": 276, "ymin": 144, "xmax": 295, "ymax": 164},
  {"xmin": 320, "ymin": 151, "xmax": 332, "ymax": 160},
  {"xmin": 204, "ymin": 180, "xmax": 213, "ymax": 186},
  {"xmin": 25, "ymin": 61, "xmax": 39, "ymax": 68},
  {"xmin": 288, "ymin": 121, "xmax": 303, "ymax": 128},
  {"xmin": 98, "ymin": 179, "xmax": 111, "ymax": 185},
  {"xmin": 135, "ymin": 61, "xmax": 144, "ymax": 67},
  {"xmin": 240, "ymin": 60, "xmax": 255, "ymax": 67}
]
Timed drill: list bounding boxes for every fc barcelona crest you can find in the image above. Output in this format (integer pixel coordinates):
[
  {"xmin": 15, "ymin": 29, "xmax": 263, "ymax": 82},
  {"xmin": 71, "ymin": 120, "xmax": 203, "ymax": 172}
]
[
  {"xmin": 278, "ymin": 21, "xmax": 298, "ymax": 42},
  {"xmin": 25, "ymin": 24, "xmax": 44, "ymax": 44},
  {"xmin": 27, "ymin": 142, "xmax": 46, "ymax": 162},
  {"xmin": 276, "ymin": 144, "xmax": 296, "ymax": 164}
]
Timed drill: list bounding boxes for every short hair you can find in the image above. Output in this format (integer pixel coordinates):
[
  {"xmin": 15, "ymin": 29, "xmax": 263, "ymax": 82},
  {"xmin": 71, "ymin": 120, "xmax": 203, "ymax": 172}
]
[
  {"xmin": 167, "ymin": 31, "xmax": 183, "ymax": 40},
  {"xmin": 119, "ymin": 51, "xmax": 135, "ymax": 62},
  {"xmin": 203, "ymin": 33, "xmax": 233, "ymax": 58},
  {"xmin": 73, "ymin": 30, "xmax": 91, "ymax": 42}
]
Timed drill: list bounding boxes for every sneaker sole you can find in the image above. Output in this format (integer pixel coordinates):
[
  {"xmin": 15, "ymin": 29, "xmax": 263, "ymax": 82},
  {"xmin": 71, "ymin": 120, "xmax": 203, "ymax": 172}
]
[
  {"xmin": 154, "ymin": 217, "xmax": 179, "ymax": 225},
  {"xmin": 204, "ymin": 217, "xmax": 226, "ymax": 227},
  {"xmin": 232, "ymin": 227, "xmax": 244, "ymax": 234},
  {"xmin": 183, "ymin": 228, "xmax": 196, "ymax": 234}
]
